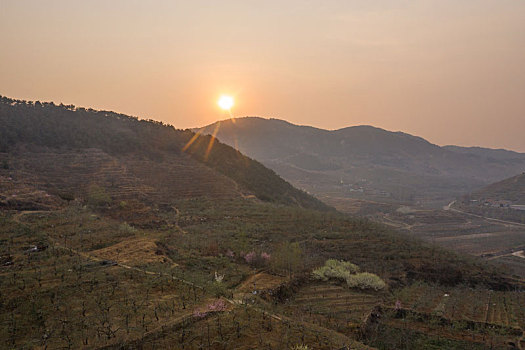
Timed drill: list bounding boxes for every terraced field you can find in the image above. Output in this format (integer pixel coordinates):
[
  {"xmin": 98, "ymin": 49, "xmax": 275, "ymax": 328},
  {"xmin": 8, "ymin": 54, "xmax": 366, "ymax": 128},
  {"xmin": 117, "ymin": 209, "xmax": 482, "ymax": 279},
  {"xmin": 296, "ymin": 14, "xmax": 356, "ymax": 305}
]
[
  {"xmin": 279, "ymin": 282, "xmax": 384, "ymax": 335},
  {"xmin": 394, "ymin": 283, "xmax": 524, "ymax": 329},
  {"xmin": 105, "ymin": 305, "xmax": 371, "ymax": 350},
  {"xmin": 365, "ymin": 205, "xmax": 525, "ymax": 279},
  {"xmin": 0, "ymin": 212, "xmax": 208, "ymax": 349},
  {"xmin": 2, "ymin": 147, "xmax": 245, "ymax": 207}
]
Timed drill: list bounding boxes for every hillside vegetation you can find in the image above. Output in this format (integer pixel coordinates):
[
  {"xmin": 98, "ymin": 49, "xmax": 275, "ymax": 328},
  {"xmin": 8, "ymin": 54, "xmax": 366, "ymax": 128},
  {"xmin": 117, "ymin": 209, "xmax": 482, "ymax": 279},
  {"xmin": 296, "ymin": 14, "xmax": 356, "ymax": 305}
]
[
  {"xmin": 1, "ymin": 96, "xmax": 523, "ymax": 349},
  {"xmin": 455, "ymin": 172, "xmax": 525, "ymax": 223},
  {"xmin": 0, "ymin": 96, "xmax": 329, "ymax": 211},
  {"xmin": 467, "ymin": 172, "xmax": 525, "ymax": 204}
]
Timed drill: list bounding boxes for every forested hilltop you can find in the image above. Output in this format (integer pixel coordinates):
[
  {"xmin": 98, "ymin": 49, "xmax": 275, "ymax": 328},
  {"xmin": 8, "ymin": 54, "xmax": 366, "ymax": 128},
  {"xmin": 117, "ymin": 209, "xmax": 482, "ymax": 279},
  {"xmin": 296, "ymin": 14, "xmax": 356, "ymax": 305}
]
[{"xmin": 0, "ymin": 95, "xmax": 329, "ymax": 211}]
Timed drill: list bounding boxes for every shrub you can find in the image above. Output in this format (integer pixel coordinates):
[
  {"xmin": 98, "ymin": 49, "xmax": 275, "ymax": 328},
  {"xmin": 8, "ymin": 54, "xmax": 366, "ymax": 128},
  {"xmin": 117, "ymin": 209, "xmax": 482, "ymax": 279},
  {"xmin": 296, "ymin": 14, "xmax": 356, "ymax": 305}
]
[
  {"xmin": 261, "ymin": 252, "xmax": 271, "ymax": 262},
  {"xmin": 244, "ymin": 251, "xmax": 257, "ymax": 264},
  {"xmin": 312, "ymin": 260, "xmax": 386, "ymax": 291},
  {"xmin": 345, "ymin": 272, "xmax": 386, "ymax": 291},
  {"xmin": 86, "ymin": 184, "xmax": 111, "ymax": 207},
  {"xmin": 243, "ymin": 251, "xmax": 271, "ymax": 267},
  {"xmin": 312, "ymin": 259, "xmax": 360, "ymax": 282},
  {"xmin": 242, "ymin": 251, "xmax": 272, "ymax": 267},
  {"xmin": 209, "ymin": 281, "xmax": 228, "ymax": 298},
  {"xmin": 291, "ymin": 345, "xmax": 309, "ymax": 350},
  {"xmin": 119, "ymin": 222, "xmax": 137, "ymax": 233},
  {"xmin": 207, "ymin": 299, "xmax": 226, "ymax": 312}
]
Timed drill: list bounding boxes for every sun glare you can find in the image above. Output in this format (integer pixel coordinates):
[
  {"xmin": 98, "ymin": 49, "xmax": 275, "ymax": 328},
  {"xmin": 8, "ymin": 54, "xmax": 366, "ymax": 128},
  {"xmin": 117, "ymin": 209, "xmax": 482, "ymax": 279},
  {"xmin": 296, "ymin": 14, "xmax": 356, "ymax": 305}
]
[{"xmin": 218, "ymin": 95, "xmax": 234, "ymax": 110}]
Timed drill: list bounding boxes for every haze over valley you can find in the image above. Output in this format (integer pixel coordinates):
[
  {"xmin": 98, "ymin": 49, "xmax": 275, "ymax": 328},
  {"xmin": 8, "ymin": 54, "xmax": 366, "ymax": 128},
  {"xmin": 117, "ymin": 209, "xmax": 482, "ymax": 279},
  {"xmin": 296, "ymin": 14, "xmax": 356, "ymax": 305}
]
[{"xmin": 197, "ymin": 117, "xmax": 525, "ymax": 207}]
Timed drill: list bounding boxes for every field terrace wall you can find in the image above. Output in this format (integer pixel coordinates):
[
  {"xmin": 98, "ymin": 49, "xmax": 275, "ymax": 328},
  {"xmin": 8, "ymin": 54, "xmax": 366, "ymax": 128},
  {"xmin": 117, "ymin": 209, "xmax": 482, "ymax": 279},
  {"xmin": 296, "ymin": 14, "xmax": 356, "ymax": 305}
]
[{"xmin": 0, "ymin": 145, "xmax": 247, "ymax": 207}]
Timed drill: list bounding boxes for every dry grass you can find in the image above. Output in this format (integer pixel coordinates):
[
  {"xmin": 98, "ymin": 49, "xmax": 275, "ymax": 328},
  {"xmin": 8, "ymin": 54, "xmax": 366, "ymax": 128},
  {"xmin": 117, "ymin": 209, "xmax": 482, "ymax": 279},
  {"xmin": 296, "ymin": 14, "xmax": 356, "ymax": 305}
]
[
  {"xmin": 237, "ymin": 272, "xmax": 287, "ymax": 293},
  {"xmin": 91, "ymin": 237, "xmax": 176, "ymax": 266}
]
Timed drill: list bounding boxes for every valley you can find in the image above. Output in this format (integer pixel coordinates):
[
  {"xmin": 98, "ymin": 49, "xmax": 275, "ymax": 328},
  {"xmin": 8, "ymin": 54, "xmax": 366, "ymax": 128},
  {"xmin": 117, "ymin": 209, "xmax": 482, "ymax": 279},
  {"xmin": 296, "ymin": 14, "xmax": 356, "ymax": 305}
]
[
  {"xmin": 196, "ymin": 118, "xmax": 525, "ymax": 208},
  {"xmin": 2, "ymin": 199, "xmax": 523, "ymax": 349},
  {"xmin": 197, "ymin": 117, "xmax": 525, "ymax": 280},
  {"xmin": 319, "ymin": 195, "xmax": 525, "ymax": 280}
]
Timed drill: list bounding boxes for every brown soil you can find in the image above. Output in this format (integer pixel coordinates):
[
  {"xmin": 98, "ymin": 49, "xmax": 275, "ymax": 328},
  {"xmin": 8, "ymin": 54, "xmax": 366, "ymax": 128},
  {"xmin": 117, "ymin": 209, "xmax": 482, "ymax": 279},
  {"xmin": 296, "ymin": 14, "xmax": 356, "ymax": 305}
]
[
  {"xmin": 237, "ymin": 272, "xmax": 287, "ymax": 293},
  {"xmin": 91, "ymin": 237, "xmax": 175, "ymax": 266}
]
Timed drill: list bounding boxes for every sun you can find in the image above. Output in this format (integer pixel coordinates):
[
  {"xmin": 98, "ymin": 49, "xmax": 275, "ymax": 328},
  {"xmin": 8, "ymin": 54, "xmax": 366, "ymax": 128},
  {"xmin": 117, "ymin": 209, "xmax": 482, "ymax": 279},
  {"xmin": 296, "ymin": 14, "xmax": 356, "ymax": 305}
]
[{"xmin": 218, "ymin": 95, "xmax": 234, "ymax": 110}]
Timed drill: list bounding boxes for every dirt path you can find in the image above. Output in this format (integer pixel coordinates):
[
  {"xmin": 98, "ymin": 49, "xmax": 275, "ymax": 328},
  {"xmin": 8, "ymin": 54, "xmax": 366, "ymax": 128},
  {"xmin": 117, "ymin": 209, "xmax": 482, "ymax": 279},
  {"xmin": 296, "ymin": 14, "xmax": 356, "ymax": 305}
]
[
  {"xmin": 445, "ymin": 201, "xmax": 525, "ymax": 227},
  {"xmin": 11, "ymin": 209, "xmax": 54, "ymax": 224},
  {"xmin": 171, "ymin": 206, "xmax": 187, "ymax": 234},
  {"xmin": 511, "ymin": 250, "xmax": 525, "ymax": 259},
  {"xmin": 58, "ymin": 238, "xmax": 203, "ymax": 289},
  {"xmin": 443, "ymin": 200, "xmax": 456, "ymax": 211}
]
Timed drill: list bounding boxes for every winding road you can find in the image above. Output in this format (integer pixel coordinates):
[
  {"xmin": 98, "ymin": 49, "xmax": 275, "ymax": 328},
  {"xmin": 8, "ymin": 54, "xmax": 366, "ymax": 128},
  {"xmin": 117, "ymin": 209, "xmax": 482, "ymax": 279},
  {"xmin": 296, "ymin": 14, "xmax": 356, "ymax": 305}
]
[{"xmin": 444, "ymin": 200, "xmax": 525, "ymax": 227}]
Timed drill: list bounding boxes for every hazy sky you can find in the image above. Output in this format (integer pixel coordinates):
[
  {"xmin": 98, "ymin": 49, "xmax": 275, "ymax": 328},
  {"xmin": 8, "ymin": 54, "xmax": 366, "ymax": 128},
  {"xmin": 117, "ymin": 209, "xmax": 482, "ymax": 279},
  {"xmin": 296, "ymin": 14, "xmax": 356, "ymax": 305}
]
[{"xmin": 2, "ymin": 1, "xmax": 525, "ymax": 151}]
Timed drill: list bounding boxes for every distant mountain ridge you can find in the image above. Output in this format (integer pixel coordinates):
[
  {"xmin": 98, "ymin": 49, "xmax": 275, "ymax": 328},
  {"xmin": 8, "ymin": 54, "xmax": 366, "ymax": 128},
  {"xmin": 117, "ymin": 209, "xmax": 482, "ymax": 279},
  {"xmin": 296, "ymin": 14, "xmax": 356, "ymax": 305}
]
[
  {"xmin": 196, "ymin": 117, "xmax": 525, "ymax": 207},
  {"xmin": 443, "ymin": 145, "xmax": 525, "ymax": 160}
]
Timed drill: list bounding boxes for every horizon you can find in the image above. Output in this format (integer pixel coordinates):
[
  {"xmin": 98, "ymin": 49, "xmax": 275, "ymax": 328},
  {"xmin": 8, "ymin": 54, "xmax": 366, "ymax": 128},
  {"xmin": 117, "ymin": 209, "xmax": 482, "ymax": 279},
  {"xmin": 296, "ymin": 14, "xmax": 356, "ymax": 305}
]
[
  {"xmin": 196, "ymin": 116, "xmax": 525, "ymax": 153},
  {"xmin": 3, "ymin": 93, "xmax": 524, "ymax": 154},
  {"xmin": 2, "ymin": 1, "xmax": 525, "ymax": 152}
]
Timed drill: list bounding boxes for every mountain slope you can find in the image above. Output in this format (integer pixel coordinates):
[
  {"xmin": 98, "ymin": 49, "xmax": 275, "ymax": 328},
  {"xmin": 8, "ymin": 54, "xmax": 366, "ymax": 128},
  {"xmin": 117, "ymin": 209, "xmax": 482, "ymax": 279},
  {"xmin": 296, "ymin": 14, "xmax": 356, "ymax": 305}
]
[
  {"xmin": 443, "ymin": 145, "xmax": 525, "ymax": 161},
  {"xmin": 196, "ymin": 117, "xmax": 525, "ymax": 206},
  {"xmin": 0, "ymin": 96, "xmax": 329, "ymax": 211},
  {"xmin": 470, "ymin": 172, "xmax": 525, "ymax": 204},
  {"xmin": 454, "ymin": 172, "xmax": 525, "ymax": 224}
]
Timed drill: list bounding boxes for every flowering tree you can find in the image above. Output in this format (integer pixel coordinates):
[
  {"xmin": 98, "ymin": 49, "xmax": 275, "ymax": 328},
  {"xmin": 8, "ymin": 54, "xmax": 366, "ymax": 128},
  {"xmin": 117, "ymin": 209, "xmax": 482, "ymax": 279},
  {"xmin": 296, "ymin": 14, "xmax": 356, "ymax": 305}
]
[
  {"xmin": 261, "ymin": 252, "xmax": 271, "ymax": 262},
  {"xmin": 244, "ymin": 251, "xmax": 257, "ymax": 264}
]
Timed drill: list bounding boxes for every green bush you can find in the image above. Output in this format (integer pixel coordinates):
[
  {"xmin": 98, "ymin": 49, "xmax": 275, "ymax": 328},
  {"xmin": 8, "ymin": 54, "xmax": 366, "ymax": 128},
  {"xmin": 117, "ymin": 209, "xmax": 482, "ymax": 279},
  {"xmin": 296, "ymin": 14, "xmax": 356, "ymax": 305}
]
[
  {"xmin": 290, "ymin": 345, "xmax": 309, "ymax": 350},
  {"xmin": 312, "ymin": 259, "xmax": 359, "ymax": 281},
  {"xmin": 312, "ymin": 259, "xmax": 385, "ymax": 291},
  {"xmin": 208, "ymin": 280, "xmax": 228, "ymax": 298},
  {"xmin": 346, "ymin": 272, "xmax": 386, "ymax": 291},
  {"xmin": 86, "ymin": 184, "xmax": 111, "ymax": 207},
  {"xmin": 119, "ymin": 222, "xmax": 137, "ymax": 234}
]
